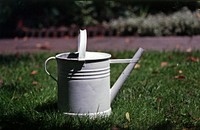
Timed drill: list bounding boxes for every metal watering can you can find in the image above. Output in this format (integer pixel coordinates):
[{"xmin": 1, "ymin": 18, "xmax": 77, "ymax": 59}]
[{"xmin": 45, "ymin": 29, "xmax": 144, "ymax": 118}]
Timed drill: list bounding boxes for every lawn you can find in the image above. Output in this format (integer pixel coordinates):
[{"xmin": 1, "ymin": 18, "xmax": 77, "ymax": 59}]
[{"xmin": 0, "ymin": 51, "xmax": 200, "ymax": 130}]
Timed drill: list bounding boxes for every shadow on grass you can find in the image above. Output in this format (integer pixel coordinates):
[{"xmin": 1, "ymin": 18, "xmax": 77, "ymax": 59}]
[
  {"xmin": 0, "ymin": 101, "xmax": 112, "ymax": 130},
  {"xmin": 35, "ymin": 101, "xmax": 58, "ymax": 113},
  {"xmin": 148, "ymin": 121, "xmax": 174, "ymax": 130},
  {"xmin": 2, "ymin": 100, "xmax": 182, "ymax": 130},
  {"xmin": 1, "ymin": 111, "xmax": 44, "ymax": 130},
  {"xmin": 0, "ymin": 112, "xmax": 73, "ymax": 130},
  {"xmin": 35, "ymin": 101, "xmax": 113, "ymax": 130},
  {"xmin": 0, "ymin": 101, "xmax": 58, "ymax": 130}
]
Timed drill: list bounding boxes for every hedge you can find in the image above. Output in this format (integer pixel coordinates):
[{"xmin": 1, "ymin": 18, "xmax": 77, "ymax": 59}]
[
  {"xmin": 107, "ymin": 8, "xmax": 200, "ymax": 36},
  {"xmin": 0, "ymin": 1, "xmax": 199, "ymax": 37}
]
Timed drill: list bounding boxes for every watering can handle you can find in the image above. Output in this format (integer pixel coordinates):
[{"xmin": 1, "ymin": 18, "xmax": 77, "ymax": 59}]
[
  {"xmin": 78, "ymin": 29, "xmax": 87, "ymax": 61},
  {"xmin": 44, "ymin": 56, "xmax": 57, "ymax": 82}
]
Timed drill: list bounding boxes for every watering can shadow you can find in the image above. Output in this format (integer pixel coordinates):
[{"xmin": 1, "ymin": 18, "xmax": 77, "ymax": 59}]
[{"xmin": 44, "ymin": 29, "xmax": 144, "ymax": 118}]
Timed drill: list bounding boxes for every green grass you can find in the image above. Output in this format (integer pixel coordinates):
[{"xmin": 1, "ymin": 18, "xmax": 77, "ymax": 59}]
[{"xmin": 0, "ymin": 51, "xmax": 200, "ymax": 130}]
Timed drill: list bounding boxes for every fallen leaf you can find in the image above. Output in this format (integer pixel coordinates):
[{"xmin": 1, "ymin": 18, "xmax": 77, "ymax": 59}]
[
  {"xmin": 0, "ymin": 79, "xmax": 3, "ymax": 87},
  {"xmin": 124, "ymin": 38, "xmax": 131, "ymax": 44},
  {"xmin": 35, "ymin": 65, "xmax": 40, "ymax": 68},
  {"xmin": 174, "ymin": 75, "xmax": 186, "ymax": 79},
  {"xmin": 31, "ymin": 70, "xmax": 38, "ymax": 75},
  {"xmin": 23, "ymin": 36, "xmax": 28, "ymax": 41},
  {"xmin": 188, "ymin": 112, "xmax": 200, "ymax": 121},
  {"xmin": 168, "ymin": 56, "xmax": 173, "ymax": 60},
  {"xmin": 176, "ymin": 44, "xmax": 180, "ymax": 49},
  {"xmin": 124, "ymin": 124, "xmax": 129, "ymax": 128},
  {"xmin": 160, "ymin": 62, "xmax": 168, "ymax": 67},
  {"xmin": 18, "ymin": 77, "xmax": 22, "ymax": 81},
  {"xmin": 187, "ymin": 56, "xmax": 199, "ymax": 62},
  {"xmin": 15, "ymin": 52, "xmax": 21, "ymax": 59},
  {"xmin": 14, "ymin": 37, "xmax": 19, "ymax": 41},
  {"xmin": 111, "ymin": 126, "xmax": 120, "ymax": 130},
  {"xmin": 134, "ymin": 63, "xmax": 140, "ymax": 69},
  {"xmin": 36, "ymin": 43, "xmax": 41, "ymax": 48},
  {"xmin": 178, "ymin": 70, "xmax": 183, "ymax": 74},
  {"xmin": 36, "ymin": 42, "xmax": 51, "ymax": 50},
  {"xmin": 125, "ymin": 112, "xmax": 131, "ymax": 122},
  {"xmin": 156, "ymin": 97, "xmax": 162, "ymax": 102},
  {"xmin": 32, "ymin": 81, "xmax": 38, "ymax": 85},
  {"xmin": 186, "ymin": 47, "xmax": 192, "ymax": 53}
]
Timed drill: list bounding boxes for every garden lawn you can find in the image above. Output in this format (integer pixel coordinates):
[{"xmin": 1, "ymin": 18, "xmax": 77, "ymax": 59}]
[{"xmin": 0, "ymin": 51, "xmax": 200, "ymax": 130}]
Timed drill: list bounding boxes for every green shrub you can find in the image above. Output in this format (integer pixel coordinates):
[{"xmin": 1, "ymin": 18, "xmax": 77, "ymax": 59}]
[
  {"xmin": 0, "ymin": 1, "xmax": 199, "ymax": 37},
  {"xmin": 108, "ymin": 7, "xmax": 200, "ymax": 36}
]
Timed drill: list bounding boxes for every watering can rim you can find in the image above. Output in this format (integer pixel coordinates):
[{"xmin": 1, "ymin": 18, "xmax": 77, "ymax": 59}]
[{"xmin": 55, "ymin": 51, "xmax": 112, "ymax": 61}]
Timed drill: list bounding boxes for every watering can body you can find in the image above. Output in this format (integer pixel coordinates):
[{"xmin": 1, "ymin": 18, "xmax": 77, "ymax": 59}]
[
  {"xmin": 45, "ymin": 49, "xmax": 144, "ymax": 117},
  {"xmin": 56, "ymin": 52, "xmax": 112, "ymax": 116}
]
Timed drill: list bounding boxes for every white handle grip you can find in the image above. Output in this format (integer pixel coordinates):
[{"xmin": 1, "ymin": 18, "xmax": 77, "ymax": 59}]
[{"xmin": 78, "ymin": 29, "xmax": 87, "ymax": 61}]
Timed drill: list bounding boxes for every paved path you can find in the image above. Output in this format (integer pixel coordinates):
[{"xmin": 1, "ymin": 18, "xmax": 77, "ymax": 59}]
[{"xmin": 0, "ymin": 36, "xmax": 200, "ymax": 54}]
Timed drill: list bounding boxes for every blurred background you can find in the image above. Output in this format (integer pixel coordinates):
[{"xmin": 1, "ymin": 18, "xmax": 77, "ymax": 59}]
[{"xmin": 0, "ymin": 0, "xmax": 200, "ymax": 38}]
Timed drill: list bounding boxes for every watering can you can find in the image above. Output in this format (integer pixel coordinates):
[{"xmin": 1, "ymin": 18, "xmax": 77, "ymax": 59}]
[{"xmin": 44, "ymin": 29, "xmax": 144, "ymax": 117}]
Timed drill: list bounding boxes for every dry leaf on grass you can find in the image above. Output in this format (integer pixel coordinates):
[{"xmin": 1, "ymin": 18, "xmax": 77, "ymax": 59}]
[
  {"xmin": 168, "ymin": 56, "xmax": 173, "ymax": 60},
  {"xmin": 0, "ymin": 79, "xmax": 3, "ymax": 87},
  {"xmin": 186, "ymin": 47, "xmax": 192, "ymax": 52},
  {"xmin": 23, "ymin": 36, "xmax": 28, "ymax": 41},
  {"xmin": 134, "ymin": 63, "xmax": 141, "ymax": 69},
  {"xmin": 187, "ymin": 56, "xmax": 199, "ymax": 62},
  {"xmin": 125, "ymin": 112, "xmax": 131, "ymax": 122},
  {"xmin": 111, "ymin": 126, "xmax": 120, "ymax": 130},
  {"xmin": 32, "ymin": 81, "xmax": 38, "ymax": 85},
  {"xmin": 18, "ymin": 77, "xmax": 22, "ymax": 81},
  {"xmin": 160, "ymin": 62, "xmax": 168, "ymax": 67},
  {"xmin": 178, "ymin": 70, "xmax": 183, "ymax": 74},
  {"xmin": 31, "ymin": 70, "xmax": 38, "ymax": 75},
  {"xmin": 36, "ymin": 42, "xmax": 51, "ymax": 50},
  {"xmin": 124, "ymin": 38, "xmax": 131, "ymax": 44},
  {"xmin": 174, "ymin": 75, "xmax": 186, "ymax": 79}
]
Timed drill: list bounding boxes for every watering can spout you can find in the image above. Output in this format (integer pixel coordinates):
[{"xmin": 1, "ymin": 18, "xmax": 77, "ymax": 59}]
[{"xmin": 110, "ymin": 48, "xmax": 144, "ymax": 102}]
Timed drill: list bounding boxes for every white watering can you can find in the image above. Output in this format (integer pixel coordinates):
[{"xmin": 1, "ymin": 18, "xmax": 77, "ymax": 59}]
[{"xmin": 45, "ymin": 29, "xmax": 144, "ymax": 118}]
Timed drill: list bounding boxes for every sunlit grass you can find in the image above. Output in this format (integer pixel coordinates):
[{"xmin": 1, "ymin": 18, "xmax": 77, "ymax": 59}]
[{"xmin": 0, "ymin": 51, "xmax": 200, "ymax": 129}]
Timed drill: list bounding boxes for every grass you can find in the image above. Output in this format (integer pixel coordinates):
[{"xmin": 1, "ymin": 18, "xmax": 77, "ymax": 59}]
[{"xmin": 0, "ymin": 51, "xmax": 200, "ymax": 130}]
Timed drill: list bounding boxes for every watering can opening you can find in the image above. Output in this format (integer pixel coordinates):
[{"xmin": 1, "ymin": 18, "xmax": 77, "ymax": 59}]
[
  {"xmin": 67, "ymin": 52, "xmax": 79, "ymax": 59},
  {"xmin": 56, "ymin": 51, "xmax": 111, "ymax": 61}
]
